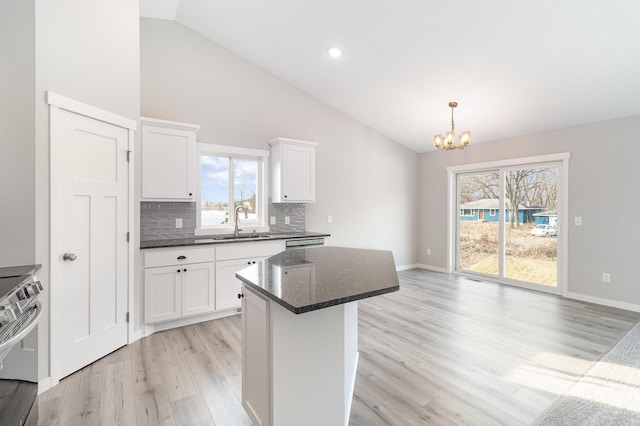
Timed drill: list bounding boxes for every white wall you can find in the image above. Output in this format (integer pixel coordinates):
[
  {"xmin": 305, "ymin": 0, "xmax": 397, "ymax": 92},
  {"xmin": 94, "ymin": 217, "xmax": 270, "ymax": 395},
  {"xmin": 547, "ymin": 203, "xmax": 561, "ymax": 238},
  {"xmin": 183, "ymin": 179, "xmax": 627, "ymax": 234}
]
[
  {"xmin": 419, "ymin": 115, "xmax": 640, "ymax": 309},
  {"xmin": 0, "ymin": 0, "xmax": 36, "ymax": 266},
  {"xmin": 139, "ymin": 18, "xmax": 418, "ymax": 257},
  {"xmin": 33, "ymin": 0, "xmax": 140, "ymax": 381}
]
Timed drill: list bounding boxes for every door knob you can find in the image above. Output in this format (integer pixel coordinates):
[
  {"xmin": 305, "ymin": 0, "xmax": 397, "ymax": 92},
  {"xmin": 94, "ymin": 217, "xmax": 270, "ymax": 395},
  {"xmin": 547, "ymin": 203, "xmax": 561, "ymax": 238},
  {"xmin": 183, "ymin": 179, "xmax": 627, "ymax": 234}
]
[{"xmin": 63, "ymin": 252, "xmax": 77, "ymax": 262}]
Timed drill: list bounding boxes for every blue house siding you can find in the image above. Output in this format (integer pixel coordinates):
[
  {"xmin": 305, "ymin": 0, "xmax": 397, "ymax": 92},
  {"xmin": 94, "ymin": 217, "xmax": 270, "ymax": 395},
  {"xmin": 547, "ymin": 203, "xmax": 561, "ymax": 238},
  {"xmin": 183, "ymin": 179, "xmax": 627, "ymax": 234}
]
[{"xmin": 460, "ymin": 208, "xmax": 538, "ymax": 223}]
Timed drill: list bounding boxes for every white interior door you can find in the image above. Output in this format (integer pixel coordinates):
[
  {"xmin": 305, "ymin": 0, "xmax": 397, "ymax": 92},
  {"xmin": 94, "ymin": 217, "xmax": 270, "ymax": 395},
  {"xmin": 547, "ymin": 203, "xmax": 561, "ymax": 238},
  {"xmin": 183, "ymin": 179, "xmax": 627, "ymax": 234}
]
[{"xmin": 52, "ymin": 106, "xmax": 130, "ymax": 380}]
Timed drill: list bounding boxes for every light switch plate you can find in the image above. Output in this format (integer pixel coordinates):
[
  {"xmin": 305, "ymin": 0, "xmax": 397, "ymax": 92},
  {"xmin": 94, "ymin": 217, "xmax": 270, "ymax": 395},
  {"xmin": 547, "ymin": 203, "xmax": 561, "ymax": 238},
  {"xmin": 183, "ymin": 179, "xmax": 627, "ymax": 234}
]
[
  {"xmin": 175, "ymin": 218, "xmax": 183, "ymax": 229},
  {"xmin": 270, "ymin": 216, "xmax": 276, "ymax": 225},
  {"xmin": 574, "ymin": 216, "xmax": 582, "ymax": 226}
]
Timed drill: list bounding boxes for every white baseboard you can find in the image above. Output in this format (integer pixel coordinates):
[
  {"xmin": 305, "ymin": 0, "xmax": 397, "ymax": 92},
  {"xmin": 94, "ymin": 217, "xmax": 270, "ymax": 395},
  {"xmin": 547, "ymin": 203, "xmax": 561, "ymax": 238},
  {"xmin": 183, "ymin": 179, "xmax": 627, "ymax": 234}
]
[
  {"xmin": 38, "ymin": 376, "xmax": 53, "ymax": 394},
  {"xmin": 396, "ymin": 263, "xmax": 418, "ymax": 271},
  {"xmin": 413, "ymin": 263, "xmax": 449, "ymax": 273},
  {"xmin": 140, "ymin": 309, "xmax": 240, "ymax": 337},
  {"xmin": 396, "ymin": 263, "xmax": 449, "ymax": 273},
  {"xmin": 565, "ymin": 291, "xmax": 640, "ymax": 313}
]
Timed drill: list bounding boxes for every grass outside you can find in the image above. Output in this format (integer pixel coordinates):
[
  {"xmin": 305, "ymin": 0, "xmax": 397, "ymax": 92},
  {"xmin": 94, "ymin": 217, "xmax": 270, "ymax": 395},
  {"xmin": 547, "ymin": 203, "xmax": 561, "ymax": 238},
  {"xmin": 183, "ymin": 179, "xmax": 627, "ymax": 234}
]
[{"xmin": 459, "ymin": 221, "xmax": 557, "ymax": 286}]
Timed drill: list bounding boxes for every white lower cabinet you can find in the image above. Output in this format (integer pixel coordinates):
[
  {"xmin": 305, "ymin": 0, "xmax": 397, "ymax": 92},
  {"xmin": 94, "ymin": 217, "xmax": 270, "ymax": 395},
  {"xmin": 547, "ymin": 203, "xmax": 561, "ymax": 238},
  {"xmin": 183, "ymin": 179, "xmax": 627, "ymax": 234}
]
[
  {"xmin": 215, "ymin": 241, "xmax": 285, "ymax": 311},
  {"xmin": 144, "ymin": 247, "xmax": 216, "ymax": 324},
  {"xmin": 144, "ymin": 241, "xmax": 285, "ymax": 325},
  {"xmin": 215, "ymin": 257, "xmax": 267, "ymax": 311}
]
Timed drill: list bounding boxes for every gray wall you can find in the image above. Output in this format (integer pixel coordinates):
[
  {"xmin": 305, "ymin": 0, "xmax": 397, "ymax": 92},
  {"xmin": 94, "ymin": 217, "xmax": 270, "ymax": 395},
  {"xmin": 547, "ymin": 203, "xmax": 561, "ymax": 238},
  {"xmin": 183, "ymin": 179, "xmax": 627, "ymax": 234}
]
[
  {"xmin": 419, "ymin": 115, "xmax": 640, "ymax": 307},
  {"xmin": 0, "ymin": 0, "xmax": 36, "ymax": 266},
  {"xmin": 32, "ymin": 0, "xmax": 140, "ymax": 380},
  {"xmin": 140, "ymin": 18, "xmax": 419, "ymax": 268}
]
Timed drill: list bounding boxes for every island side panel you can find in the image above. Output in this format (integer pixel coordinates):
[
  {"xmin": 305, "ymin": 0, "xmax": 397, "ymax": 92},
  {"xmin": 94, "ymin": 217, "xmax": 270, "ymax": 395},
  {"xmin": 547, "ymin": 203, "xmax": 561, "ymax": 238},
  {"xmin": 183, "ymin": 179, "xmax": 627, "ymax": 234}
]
[
  {"xmin": 242, "ymin": 286, "xmax": 271, "ymax": 426},
  {"xmin": 270, "ymin": 300, "xmax": 358, "ymax": 426}
]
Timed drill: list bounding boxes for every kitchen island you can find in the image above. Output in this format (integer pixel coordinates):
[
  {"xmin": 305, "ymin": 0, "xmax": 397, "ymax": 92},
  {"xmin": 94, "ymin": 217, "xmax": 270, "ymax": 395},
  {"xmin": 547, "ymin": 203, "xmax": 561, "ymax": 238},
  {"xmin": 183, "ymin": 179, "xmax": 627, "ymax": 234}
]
[{"xmin": 236, "ymin": 246, "xmax": 399, "ymax": 426}]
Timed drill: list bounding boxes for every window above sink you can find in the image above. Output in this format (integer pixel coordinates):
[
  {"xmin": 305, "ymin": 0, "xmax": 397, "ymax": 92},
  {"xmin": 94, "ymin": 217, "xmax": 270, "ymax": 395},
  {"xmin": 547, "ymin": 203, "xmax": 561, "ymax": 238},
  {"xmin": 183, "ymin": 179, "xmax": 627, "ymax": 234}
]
[{"xmin": 195, "ymin": 144, "xmax": 270, "ymax": 237}]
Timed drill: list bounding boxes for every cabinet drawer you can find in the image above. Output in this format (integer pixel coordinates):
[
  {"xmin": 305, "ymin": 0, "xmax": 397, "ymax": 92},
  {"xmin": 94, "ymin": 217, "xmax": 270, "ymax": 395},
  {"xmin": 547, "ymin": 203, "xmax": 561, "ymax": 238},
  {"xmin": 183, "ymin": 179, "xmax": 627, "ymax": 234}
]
[
  {"xmin": 145, "ymin": 246, "xmax": 215, "ymax": 268},
  {"xmin": 216, "ymin": 240, "xmax": 285, "ymax": 261}
]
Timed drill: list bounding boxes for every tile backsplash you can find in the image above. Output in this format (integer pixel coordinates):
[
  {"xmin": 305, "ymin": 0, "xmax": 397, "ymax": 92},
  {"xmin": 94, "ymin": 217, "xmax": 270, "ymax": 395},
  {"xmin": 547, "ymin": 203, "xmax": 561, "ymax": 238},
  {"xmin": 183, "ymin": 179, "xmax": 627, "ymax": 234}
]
[
  {"xmin": 140, "ymin": 202, "xmax": 197, "ymax": 241},
  {"xmin": 140, "ymin": 201, "xmax": 305, "ymax": 241}
]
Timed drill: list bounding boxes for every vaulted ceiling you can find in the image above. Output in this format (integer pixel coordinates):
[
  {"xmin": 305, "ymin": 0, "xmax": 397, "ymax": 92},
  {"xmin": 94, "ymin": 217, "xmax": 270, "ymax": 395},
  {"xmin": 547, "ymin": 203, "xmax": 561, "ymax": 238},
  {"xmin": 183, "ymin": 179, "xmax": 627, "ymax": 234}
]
[{"xmin": 140, "ymin": 0, "xmax": 640, "ymax": 152}]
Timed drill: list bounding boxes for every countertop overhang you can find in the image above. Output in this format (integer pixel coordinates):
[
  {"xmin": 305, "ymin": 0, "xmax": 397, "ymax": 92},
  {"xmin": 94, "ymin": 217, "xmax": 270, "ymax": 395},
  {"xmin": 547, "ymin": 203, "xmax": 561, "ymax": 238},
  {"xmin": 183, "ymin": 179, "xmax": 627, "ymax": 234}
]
[
  {"xmin": 140, "ymin": 231, "xmax": 330, "ymax": 249},
  {"xmin": 236, "ymin": 246, "xmax": 399, "ymax": 314}
]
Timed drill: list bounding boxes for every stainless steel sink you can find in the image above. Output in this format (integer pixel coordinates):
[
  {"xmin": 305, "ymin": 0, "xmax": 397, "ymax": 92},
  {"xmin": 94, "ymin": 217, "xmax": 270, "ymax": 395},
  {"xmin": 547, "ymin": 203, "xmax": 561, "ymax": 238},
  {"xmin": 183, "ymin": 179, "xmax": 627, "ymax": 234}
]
[{"xmin": 194, "ymin": 234, "xmax": 273, "ymax": 243}]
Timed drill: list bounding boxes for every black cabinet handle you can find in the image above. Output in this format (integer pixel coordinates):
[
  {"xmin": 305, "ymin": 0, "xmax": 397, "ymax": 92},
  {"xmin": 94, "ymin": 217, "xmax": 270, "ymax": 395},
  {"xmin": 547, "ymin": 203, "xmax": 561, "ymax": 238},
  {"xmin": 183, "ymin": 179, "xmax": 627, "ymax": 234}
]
[
  {"xmin": 177, "ymin": 269, "xmax": 181, "ymax": 273},
  {"xmin": 247, "ymin": 261, "xmax": 251, "ymax": 265},
  {"xmin": 284, "ymin": 195, "xmax": 288, "ymax": 198},
  {"xmin": 177, "ymin": 255, "xmax": 187, "ymax": 260},
  {"xmin": 237, "ymin": 293, "xmax": 244, "ymax": 299},
  {"xmin": 189, "ymin": 193, "xmax": 193, "ymax": 196},
  {"xmin": 183, "ymin": 268, "xmax": 187, "ymax": 272}
]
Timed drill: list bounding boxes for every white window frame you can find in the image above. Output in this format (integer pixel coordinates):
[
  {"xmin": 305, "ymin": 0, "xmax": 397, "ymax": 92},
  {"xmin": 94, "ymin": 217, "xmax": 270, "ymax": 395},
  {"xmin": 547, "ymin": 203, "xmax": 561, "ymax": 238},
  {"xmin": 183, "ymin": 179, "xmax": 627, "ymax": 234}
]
[
  {"xmin": 195, "ymin": 143, "xmax": 270, "ymax": 236},
  {"xmin": 447, "ymin": 152, "xmax": 570, "ymax": 296},
  {"xmin": 489, "ymin": 209, "xmax": 497, "ymax": 216}
]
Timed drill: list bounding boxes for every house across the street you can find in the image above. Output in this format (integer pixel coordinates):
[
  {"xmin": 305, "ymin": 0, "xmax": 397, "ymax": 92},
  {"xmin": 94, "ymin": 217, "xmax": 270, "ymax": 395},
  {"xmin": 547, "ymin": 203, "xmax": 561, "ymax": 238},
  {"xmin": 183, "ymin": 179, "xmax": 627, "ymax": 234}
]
[{"xmin": 460, "ymin": 199, "xmax": 544, "ymax": 224}]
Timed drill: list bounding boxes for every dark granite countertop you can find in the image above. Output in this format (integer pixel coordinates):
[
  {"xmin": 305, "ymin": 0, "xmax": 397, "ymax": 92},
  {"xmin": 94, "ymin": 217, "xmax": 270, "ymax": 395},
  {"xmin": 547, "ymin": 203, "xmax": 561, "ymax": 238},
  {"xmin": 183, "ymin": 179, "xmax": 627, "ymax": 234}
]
[
  {"xmin": 236, "ymin": 246, "xmax": 399, "ymax": 314},
  {"xmin": 140, "ymin": 231, "xmax": 330, "ymax": 249}
]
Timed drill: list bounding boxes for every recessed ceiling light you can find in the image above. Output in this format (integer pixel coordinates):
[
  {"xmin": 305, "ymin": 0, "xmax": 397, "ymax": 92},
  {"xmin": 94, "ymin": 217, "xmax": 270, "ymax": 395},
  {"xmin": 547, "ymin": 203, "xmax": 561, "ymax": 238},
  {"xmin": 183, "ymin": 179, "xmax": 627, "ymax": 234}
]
[{"xmin": 328, "ymin": 47, "xmax": 342, "ymax": 59}]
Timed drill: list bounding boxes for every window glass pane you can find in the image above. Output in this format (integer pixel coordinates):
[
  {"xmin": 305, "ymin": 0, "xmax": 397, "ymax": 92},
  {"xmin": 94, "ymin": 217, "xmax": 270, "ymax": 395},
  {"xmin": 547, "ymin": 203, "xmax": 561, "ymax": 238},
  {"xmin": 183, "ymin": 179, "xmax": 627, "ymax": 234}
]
[
  {"xmin": 201, "ymin": 156, "xmax": 230, "ymax": 226},
  {"xmin": 233, "ymin": 159, "xmax": 258, "ymax": 223},
  {"xmin": 504, "ymin": 167, "xmax": 558, "ymax": 286},
  {"xmin": 457, "ymin": 171, "xmax": 500, "ymax": 275}
]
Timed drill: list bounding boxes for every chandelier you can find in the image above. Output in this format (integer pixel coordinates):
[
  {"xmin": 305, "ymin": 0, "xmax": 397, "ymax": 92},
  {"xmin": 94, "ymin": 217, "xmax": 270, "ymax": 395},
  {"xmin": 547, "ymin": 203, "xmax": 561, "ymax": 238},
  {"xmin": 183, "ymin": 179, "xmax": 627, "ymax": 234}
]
[{"xmin": 433, "ymin": 101, "xmax": 471, "ymax": 150}]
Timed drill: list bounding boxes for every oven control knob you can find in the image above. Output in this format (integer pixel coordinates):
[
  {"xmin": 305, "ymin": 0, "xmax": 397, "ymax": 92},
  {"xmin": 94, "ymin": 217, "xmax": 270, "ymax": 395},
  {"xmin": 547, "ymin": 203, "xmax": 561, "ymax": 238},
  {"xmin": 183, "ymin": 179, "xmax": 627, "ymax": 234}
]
[
  {"xmin": 23, "ymin": 286, "xmax": 34, "ymax": 298},
  {"xmin": 9, "ymin": 298, "xmax": 24, "ymax": 314},
  {"xmin": 29, "ymin": 283, "xmax": 42, "ymax": 295},
  {"xmin": 0, "ymin": 305, "xmax": 18, "ymax": 322},
  {"xmin": 16, "ymin": 288, "xmax": 27, "ymax": 300}
]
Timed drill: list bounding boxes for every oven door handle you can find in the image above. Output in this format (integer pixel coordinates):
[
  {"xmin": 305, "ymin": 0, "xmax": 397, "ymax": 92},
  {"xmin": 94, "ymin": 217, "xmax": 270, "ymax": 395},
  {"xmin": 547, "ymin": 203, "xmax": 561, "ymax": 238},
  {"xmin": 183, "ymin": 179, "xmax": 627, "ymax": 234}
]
[{"xmin": 0, "ymin": 302, "xmax": 42, "ymax": 362}]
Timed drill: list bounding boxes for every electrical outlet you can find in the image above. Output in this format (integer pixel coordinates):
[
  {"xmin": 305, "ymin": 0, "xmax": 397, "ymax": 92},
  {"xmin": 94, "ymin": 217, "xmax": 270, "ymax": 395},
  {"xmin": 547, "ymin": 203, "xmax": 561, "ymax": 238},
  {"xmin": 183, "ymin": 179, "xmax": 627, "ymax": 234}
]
[
  {"xmin": 602, "ymin": 273, "xmax": 611, "ymax": 283},
  {"xmin": 426, "ymin": 248, "xmax": 431, "ymax": 255},
  {"xmin": 175, "ymin": 218, "xmax": 183, "ymax": 229},
  {"xmin": 285, "ymin": 216, "xmax": 290, "ymax": 225},
  {"xmin": 575, "ymin": 216, "xmax": 582, "ymax": 226},
  {"xmin": 270, "ymin": 216, "xmax": 276, "ymax": 225},
  {"xmin": 328, "ymin": 215, "xmax": 333, "ymax": 224}
]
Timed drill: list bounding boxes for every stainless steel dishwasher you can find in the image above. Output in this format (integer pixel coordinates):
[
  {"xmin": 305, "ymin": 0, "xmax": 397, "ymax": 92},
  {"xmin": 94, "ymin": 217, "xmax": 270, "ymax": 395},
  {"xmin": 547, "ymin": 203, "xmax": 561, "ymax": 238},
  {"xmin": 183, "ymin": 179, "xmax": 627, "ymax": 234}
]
[{"xmin": 285, "ymin": 237, "xmax": 326, "ymax": 249}]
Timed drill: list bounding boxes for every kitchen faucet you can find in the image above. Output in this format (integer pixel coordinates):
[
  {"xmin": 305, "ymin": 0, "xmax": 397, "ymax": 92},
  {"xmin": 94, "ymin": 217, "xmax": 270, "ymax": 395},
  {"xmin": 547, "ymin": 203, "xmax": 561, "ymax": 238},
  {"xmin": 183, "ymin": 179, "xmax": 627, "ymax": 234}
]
[{"xmin": 234, "ymin": 205, "xmax": 248, "ymax": 238}]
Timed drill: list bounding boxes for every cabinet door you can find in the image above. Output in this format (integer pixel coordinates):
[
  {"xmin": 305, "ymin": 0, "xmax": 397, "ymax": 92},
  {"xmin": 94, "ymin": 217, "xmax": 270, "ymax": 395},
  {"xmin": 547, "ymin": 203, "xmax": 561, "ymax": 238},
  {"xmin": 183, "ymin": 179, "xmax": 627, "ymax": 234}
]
[
  {"xmin": 182, "ymin": 262, "xmax": 216, "ymax": 317},
  {"xmin": 141, "ymin": 124, "xmax": 196, "ymax": 200},
  {"xmin": 144, "ymin": 266, "xmax": 182, "ymax": 323},
  {"xmin": 242, "ymin": 286, "xmax": 271, "ymax": 426},
  {"xmin": 216, "ymin": 258, "xmax": 264, "ymax": 311},
  {"xmin": 281, "ymin": 144, "xmax": 315, "ymax": 202}
]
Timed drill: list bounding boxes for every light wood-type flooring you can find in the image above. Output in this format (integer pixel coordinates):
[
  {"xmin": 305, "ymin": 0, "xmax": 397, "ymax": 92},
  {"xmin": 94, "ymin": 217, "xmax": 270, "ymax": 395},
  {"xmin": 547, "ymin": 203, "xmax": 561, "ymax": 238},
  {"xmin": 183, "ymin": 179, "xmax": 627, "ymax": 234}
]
[{"xmin": 37, "ymin": 269, "xmax": 640, "ymax": 425}]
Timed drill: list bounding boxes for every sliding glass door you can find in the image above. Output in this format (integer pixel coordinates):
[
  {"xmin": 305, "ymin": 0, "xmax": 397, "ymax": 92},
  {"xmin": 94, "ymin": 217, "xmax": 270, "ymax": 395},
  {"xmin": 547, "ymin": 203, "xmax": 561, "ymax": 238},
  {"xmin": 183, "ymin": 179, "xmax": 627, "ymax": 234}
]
[{"xmin": 455, "ymin": 161, "xmax": 561, "ymax": 291}]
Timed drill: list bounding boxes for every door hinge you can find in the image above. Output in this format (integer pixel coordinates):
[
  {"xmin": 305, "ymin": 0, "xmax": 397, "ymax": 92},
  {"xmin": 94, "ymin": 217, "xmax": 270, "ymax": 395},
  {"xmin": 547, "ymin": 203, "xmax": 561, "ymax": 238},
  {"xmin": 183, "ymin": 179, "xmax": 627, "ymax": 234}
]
[
  {"xmin": 126, "ymin": 312, "xmax": 130, "ymax": 323},
  {"xmin": 126, "ymin": 150, "xmax": 131, "ymax": 162},
  {"xmin": 126, "ymin": 231, "xmax": 130, "ymax": 242}
]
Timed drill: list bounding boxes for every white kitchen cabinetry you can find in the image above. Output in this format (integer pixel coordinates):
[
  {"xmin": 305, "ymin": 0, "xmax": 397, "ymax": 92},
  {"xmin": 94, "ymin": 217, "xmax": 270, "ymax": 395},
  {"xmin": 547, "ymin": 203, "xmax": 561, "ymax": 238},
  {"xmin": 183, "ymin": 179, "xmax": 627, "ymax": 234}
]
[
  {"xmin": 270, "ymin": 138, "xmax": 318, "ymax": 203},
  {"xmin": 141, "ymin": 117, "xmax": 200, "ymax": 201},
  {"xmin": 215, "ymin": 241, "xmax": 285, "ymax": 311},
  {"xmin": 144, "ymin": 247, "xmax": 215, "ymax": 324}
]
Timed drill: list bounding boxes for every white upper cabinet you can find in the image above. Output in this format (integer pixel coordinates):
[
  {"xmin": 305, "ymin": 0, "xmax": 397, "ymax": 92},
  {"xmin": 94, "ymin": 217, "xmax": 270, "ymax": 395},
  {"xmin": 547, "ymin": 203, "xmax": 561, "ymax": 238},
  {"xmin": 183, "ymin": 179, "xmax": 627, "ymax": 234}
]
[
  {"xmin": 141, "ymin": 117, "xmax": 200, "ymax": 201},
  {"xmin": 270, "ymin": 138, "xmax": 318, "ymax": 203}
]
